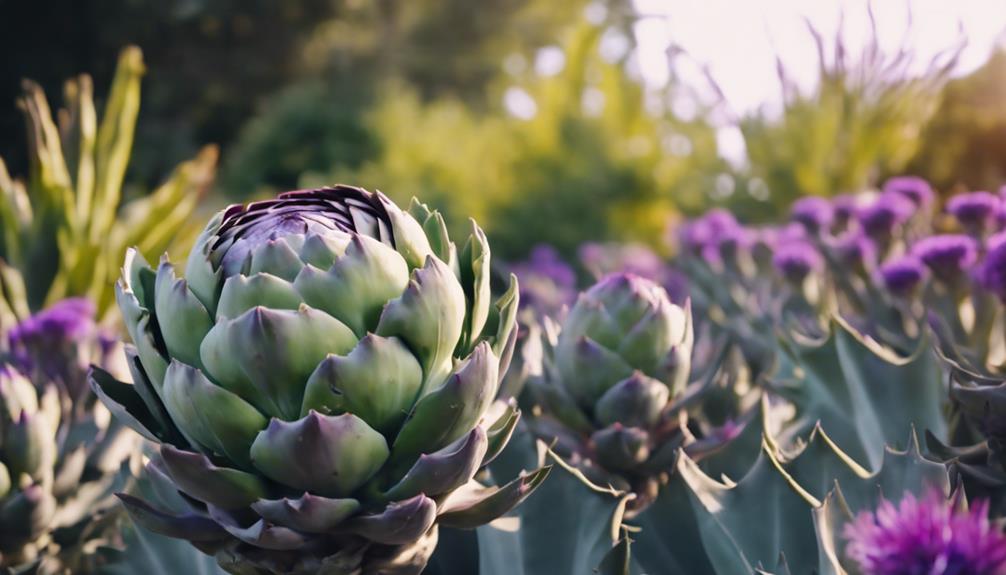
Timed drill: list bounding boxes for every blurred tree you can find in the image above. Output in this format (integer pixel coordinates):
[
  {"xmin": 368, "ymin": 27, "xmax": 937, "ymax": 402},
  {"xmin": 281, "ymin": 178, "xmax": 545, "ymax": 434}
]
[
  {"xmin": 907, "ymin": 49, "xmax": 1006, "ymax": 192},
  {"xmin": 219, "ymin": 0, "xmax": 591, "ymax": 196},
  {"xmin": 303, "ymin": 21, "xmax": 726, "ymax": 259},
  {"xmin": 0, "ymin": 0, "xmax": 339, "ymax": 188}
]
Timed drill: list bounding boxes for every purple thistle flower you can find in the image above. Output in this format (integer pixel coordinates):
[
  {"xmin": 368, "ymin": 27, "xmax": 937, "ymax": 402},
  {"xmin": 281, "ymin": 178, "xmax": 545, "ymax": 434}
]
[
  {"xmin": 832, "ymin": 194, "xmax": 859, "ymax": 222},
  {"xmin": 7, "ymin": 298, "xmax": 100, "ymax": 396},
  {"xmin": 772, "ymin": 242, "xmax": 821, "ymax": 284},
  {"xmin": 883, "ymin": 176, "xmax": 934, "ymax": 208},
  {"xmin": 912, "ymin": 234, "xmax": 978, "ymax": 284},
  {"xmin": 979, "ymin": 231, "xmax": 1006, "ymax": 302},
  {"xmin": 790, "ymin": 196, "xmax": 833, "ymax": 235},
  {"xmin": 878, "ymin": 256, "xmax": 926, "ymax": 296},
  {"xmin": 831, "ymin": 232, "xmax": 877, "ymax": 273},
  {"xmin": 678, "ymin": 209, "xmax": 739, "ymax": 256},
  {"xmin": 8, "ymin": 298, "xmax": 95, "ymax": 345},
  {"xmin": 8, "ymin": 298, "xmax": 97, "ymax": 361},
  {"xmin": 858, "ymin": 192, "xmax": 915, "ymax": 240},
  {"xmin": 702, "ymin": 209, "xmax": 739, "ymax": 234},
  {"xmin": 844, "ymin": 490, "xmax": 1006, "ymax": 575},
  {"xmin": 947, "ymin": 191, "xmax": 1000, "ymax": 232},
  {"xmin": 580, "ymin": 242, "xmax": 662, "ymax": 281},
  {"xmin": 508, "ymin": 244, "xmax": 577, "ymax": 317},
  {"xmin": 716, "ymin": 225, "xmax": 754, "ymax": 262}
]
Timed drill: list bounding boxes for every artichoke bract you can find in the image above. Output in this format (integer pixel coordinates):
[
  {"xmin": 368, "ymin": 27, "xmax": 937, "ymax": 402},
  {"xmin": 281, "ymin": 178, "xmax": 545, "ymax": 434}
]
[
  {"xmin": 1, "ymin": 299, "xmax": 139, "ymax": 573},
  {"xmin": 89, "ymin": 185, "xmax": 548, "ymax": 574},
  {"xmin": 525, "ymin": 273, "xmax": 710, "ymax": 508}
]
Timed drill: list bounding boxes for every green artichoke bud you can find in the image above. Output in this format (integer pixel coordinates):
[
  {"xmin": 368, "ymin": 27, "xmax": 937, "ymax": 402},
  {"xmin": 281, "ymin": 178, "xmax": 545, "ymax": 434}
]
[
  {"xmin": 0, "ymin": 299, "xmax": 140, "ymax": 573},
  {"xmin": 90, "ymin": 185, "xmax": 548, "ymax": 575},
  {"xmin": 526, "ymin": 273, "xmax": 723, "ymax": 510}
]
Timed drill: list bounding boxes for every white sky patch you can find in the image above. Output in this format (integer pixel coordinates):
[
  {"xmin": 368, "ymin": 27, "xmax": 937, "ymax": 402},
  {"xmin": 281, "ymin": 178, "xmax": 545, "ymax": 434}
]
[{"xmin": 632, "ymin": 0, "xmax": 1006, "ymax": 116}]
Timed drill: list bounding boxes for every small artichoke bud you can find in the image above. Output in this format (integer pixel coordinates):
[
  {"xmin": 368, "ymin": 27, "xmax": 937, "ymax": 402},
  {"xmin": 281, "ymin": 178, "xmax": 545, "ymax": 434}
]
[
  {"xmin": 592, "ymin": 425, "xmax": 651, "ymax": 471},
  {"xmin": 0, "ymin": 367, "xmax": 37, "ymax": 424},
  {"xmin": 530, "ymin": 273, "xmax": 697, "ymax": 498},
  {"xmin": 4, "ymin": 412, "xmax": 56, "ymax": 483},
  {"xmin": 556, "ymin": 273, "xmax": 692, "ymax": 406},
  {"xmin": 595, "ymin": 372, "xmax": 669, "ymax": 429}
]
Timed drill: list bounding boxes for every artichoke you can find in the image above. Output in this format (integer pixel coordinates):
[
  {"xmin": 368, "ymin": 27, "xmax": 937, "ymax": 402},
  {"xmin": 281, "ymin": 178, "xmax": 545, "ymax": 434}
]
[
  {"xmin": 1, "ymin": 299, "xmax": 139, "ymax": 573},
  {"xmin": 524, "ymin": 272, "xmax": 731, "ymax": 509},
  {"xmin": 89, "ymin": 185, "xmax": 549, "ymax": 574}
]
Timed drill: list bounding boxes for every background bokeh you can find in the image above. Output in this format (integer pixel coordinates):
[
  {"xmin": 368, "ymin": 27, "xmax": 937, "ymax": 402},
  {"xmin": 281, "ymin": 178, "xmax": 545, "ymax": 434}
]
[{"xmin": 2, "ymin": 0, "xmax": 1005, "ymax": 261}]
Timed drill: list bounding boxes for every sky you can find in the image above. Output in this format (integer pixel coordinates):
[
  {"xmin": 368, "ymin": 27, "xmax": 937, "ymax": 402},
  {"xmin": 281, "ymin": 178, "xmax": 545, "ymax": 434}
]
[
  {"xmin": 626, "ymin": 0, "xmax": 1006, "ymax": 162},
  {"xmin": 632, "ymin": 0, "xmax": 1006, "ymax": 114}
]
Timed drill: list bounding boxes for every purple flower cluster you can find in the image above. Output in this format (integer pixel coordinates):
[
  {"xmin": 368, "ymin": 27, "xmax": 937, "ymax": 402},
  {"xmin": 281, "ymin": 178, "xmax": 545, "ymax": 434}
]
[
  {"xmin": 772, "ymin": 242, "xmax": 821, "ymax": 284},
  {"xmin": 912, "ymin": 234, "xmax": 978, "ymax": 284},
  {"xmin": 678, "ymin": 209, "xmax": 739, "ymax": 261},
  {"xmin": 858, "ymin": 192, "xmax": 915, "ymax": 240},
  {"xmin": 878, "ymin": 257, "xmax": 926, "ymax": 296},
  {"xmin": 979, "ymin": 232, "xmax": 1006, "ymax": 302},
  {"xmin": 672, "ymin": 177, "xmax": 1006, "ymax": 303},
  {"xmin": 883, "ymin": 175, "xmax": 934, "ymax": 208},
  {"xmin": 7, "ymin": 298, "xmax": 102, "ymax": 396},
  {"xmin": 508, "ymin": 244, "xmax": 578, "ymax": 317},
  {"xmin": 947, "ymin": 191, "xmax": 1000, "ymax": 232},
  {"xmin": 831, "ymin": 232, "xmax": 877, "ymax": 273},
  {"xmin": 845, "ymin": 490, "xmax": 1006, "ymax": 575},
  {"xmin": 790, "ymin": 196, "xmax": 833, "ymax": 234},
  {"xmin": 831, "ymin": 194, "xmax": 859, "ymax": 228}
]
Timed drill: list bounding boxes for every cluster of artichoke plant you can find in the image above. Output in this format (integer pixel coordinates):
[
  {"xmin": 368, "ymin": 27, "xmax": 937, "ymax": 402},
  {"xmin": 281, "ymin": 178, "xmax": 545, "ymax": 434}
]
[
  {"xmin": 6, "ymin": 43, "xmax": 1006, "ymax": 575},
  {"xmin": 483, "ymin": 177, "xmax": 1006, "ymax": 575},
  {"xmin": 652, "ymin": 178, "xmax": 1006, "ymax": 574},
  {"xmin": 1, "ymin": 299, "xmax": 139, "ymax": 574},
  {"xmin": 520, "ymin": 273, "xmax": 744, "ymax": 512}
]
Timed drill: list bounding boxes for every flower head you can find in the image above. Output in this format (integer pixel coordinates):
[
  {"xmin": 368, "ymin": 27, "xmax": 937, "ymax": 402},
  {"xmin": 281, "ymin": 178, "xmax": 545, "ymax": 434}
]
[
  {"xmin": 791, "ymin": 196, "xmax": 833, "ymax": 235},
  {"xmin": 831, "ymin": 232, "xmax": 877, "ymax": 274},
  {"xmin": 947, "ymin": 191, "xmax": 1000, "ymax": 232},
  {"xmin": 912, "ymin": 234, "xmax": 978, "ymax": 284},
  {"xmin": 510, "ymin": 244, "xmax": 577, "ymax": 317},
  {"xmin": 772, "ymin": 242, "xmax": 821, "ymax": 284},
  {"xmin": 7, "ymin": 298, "xmax": 100, "ymax": 393},
  {"xmin": 716, "ymin": 225, "xmax": 755, "ymax": 262},
  {"xmin": 832, "ymin": 194, "xmax": 859, "ymax": 225},
  {"xmin": 8, "ymin": 297, "xmax": 95, "ymax": 345},
  {"xmin": 879, "ymin": 256, "xmax": 926, "ymax": 296},
  {"xmin": 844, "ymin": 490, "xmax": 1006, "ymax": 575},
  {"xmin": 883, "ymin": 176, "xmax": 934, "ymax": 208},
  {"xmin": 858, "ymin": 192, "xmax": 915, "ymax": 240},
  {"xmin": 678, "ymin": 209, "xmax": 739, "ymax": 257},
  {"xmin": 979, "ymin": 231, "xmax": 1006, "ymax": 301}
]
